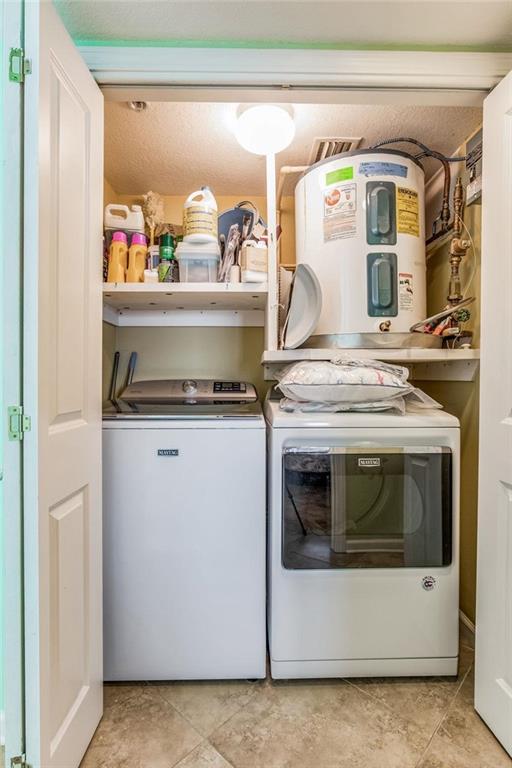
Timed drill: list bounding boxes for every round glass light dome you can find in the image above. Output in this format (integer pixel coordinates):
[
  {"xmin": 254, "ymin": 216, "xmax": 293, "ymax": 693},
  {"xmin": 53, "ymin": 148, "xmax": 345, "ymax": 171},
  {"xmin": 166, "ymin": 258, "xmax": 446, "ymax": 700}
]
[{"xmin": 234, "ymin": 105, "xmax": 295, "ymax": 155}]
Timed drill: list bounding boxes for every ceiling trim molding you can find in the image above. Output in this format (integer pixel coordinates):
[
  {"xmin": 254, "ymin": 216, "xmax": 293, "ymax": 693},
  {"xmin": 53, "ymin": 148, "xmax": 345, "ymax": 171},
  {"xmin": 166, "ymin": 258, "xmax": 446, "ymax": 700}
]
[{"xmin": 80, "ymin": 46, "xmax": 512, "ymax": 92}]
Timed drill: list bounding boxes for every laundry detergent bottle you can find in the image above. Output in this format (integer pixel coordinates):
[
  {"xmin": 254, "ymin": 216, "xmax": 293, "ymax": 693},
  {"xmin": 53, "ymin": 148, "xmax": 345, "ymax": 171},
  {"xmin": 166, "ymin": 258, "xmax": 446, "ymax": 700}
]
[
  {"xmin": 107, "ymin": 231, "xmax": 128, "ymax": 283},
  {"xmin": 126, "ymin": 232, "xmax": 148, "ymax": 283},
  {"xmin": 183, "ymin": 187, "xmax": 218, "ymax": 244}
]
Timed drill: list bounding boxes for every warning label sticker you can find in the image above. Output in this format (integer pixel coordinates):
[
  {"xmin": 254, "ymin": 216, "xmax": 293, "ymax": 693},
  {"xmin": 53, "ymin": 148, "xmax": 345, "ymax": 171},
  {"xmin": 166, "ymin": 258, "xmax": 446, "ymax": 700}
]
[
  {"xmin": 399, "ymin": 272, "xmax": 414, "ymax": 311},
  {"xmin": 359, "ymin": 161, "xmax": 408, "ymax": 178},
  {"xmin": 396, "ymin": 187, "xmax": 420, "ymax": 237},
  {"xmin": 323, "ymin": 182, "xmax": 357, "ymax": 242}
]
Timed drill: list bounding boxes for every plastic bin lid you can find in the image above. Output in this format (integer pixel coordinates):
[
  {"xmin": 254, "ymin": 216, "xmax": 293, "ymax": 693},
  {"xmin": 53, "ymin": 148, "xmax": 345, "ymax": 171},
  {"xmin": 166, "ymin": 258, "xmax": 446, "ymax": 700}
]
[{"xmin": 176, "ymin": 241, "xmax": 221, "ymax": 260}]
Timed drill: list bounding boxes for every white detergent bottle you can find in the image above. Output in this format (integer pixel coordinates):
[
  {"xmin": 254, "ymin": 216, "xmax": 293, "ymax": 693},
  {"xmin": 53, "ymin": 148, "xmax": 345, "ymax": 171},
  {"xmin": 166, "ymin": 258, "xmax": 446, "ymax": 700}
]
[
  {"xmin": 183, "ymin": 187, "xmax": 218, "ymax": 244},
  {"xmin": 104, "ymin": 204, "xmax": 145, "ymax": 233}
]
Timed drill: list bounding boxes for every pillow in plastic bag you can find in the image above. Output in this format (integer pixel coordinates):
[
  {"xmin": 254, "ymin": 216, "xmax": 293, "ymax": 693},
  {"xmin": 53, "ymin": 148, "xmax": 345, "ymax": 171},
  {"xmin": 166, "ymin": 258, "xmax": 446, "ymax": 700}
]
[
  {"xmin": 276, "ymin": 359, "xmax": 413, "ymax": 403},
  {"xmin": 279, "ymin": 396, "xmax": 407, "ymax": 414}
]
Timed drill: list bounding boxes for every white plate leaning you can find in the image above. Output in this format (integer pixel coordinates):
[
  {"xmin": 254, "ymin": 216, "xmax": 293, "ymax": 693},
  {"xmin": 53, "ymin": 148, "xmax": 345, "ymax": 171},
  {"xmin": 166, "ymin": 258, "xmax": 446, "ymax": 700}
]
[{"xmin": 283, "ymin": 264, "xmax": 322, "ymax": 349}]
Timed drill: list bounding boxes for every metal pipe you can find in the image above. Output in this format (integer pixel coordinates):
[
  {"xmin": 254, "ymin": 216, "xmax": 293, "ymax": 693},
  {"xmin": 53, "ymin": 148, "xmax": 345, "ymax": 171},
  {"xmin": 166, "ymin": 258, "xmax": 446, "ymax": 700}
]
[
  {"xmin": 453, "ymin": 177, "xmax": 464, "ymax": 237},
  {"xmin": 447, "ymin": 177, "xmax": 470, "ymax": 306}
]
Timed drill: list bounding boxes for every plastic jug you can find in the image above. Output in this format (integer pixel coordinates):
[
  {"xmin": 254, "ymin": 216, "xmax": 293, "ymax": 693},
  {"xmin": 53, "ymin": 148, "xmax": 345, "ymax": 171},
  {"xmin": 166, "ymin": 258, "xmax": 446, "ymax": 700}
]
[
  {"xmin": 107, "ymin": 231, "xmax": 128, "ymax": 283},
  {"xmin": 183, "ymin": 187, "xmax": 218, "ymax": 244},
  {"xmin": 104, "ymin": 204, "xmax": 145, "ymax": 233},
  {"xmin": 126, "ymin": 233, "xmax": 148, "ymax": 283}
]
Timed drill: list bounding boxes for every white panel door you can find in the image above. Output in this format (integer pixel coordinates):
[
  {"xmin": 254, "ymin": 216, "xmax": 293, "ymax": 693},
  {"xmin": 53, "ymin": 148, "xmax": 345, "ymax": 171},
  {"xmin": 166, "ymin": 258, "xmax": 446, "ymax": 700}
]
[
  {"xmin": 476, "ymin": 68, "xmax": 512, "ymax": 756},
  {"xmin": 23, "ymin": 3, "xmax": 104, "ymax": 767}
]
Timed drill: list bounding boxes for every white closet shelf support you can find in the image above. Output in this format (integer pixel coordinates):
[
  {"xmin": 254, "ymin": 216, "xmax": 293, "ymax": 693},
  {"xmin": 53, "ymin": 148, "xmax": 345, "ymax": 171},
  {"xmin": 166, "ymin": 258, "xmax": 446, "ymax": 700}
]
[
  {"xmin": 103, "ymin": 282, "xmax": 268, "ymax": 326},
  {"xmin": 262, "ymin": 347, "xmax": 480, "ymax": 382}
]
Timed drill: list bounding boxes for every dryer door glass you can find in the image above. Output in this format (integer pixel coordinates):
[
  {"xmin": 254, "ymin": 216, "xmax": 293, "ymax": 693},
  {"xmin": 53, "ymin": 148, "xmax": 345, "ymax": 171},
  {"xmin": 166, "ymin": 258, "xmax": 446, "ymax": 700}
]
[{"xmin": 282, "ymin": 447, "xmax": 452, "ymax": 569}]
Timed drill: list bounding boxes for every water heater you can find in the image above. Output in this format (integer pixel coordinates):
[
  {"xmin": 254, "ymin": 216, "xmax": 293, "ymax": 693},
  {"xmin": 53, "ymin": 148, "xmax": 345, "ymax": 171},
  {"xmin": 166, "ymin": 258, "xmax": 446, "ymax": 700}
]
[{"xmin": 295, "ymin": 149, "xmax": 427, "ymax": 345}]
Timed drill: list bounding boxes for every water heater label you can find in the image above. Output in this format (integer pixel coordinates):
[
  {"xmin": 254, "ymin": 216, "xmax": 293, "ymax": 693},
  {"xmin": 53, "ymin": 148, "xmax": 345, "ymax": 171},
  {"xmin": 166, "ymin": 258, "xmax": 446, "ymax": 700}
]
[
  {"xmin": 396, "ymin": 187, "xmax": 420, "ymax": 237},
  {"xmin": 359, "ymin": 161, "xmax": 408, "ymax": 178},
  {"xmin": 323, "ymin": 182, "xmax": 357, "ymax": 242},
  {"xmin": 399, "ymin": 272, "xmax": 414, "ymax": 311},
  {"xmin": 325, "ymin": 166, "xmax": 354, "ymax": 185}
]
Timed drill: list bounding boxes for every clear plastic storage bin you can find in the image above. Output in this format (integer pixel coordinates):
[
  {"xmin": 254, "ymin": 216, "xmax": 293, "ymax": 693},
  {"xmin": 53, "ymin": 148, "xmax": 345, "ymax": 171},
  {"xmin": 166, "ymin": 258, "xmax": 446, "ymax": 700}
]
[{"xmin": 176, "ymin": 242, "xmax": 220, "ymax": 282}]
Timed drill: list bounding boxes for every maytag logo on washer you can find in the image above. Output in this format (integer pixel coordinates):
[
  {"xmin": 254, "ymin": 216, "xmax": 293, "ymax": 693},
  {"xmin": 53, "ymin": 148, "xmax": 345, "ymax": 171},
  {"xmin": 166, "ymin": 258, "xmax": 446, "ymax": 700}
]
[
  {"xmin": 422, "ymin": 576, "xmax": 436, "ymax": 591},
  {"xmin": 157, "ymin": 449, "xmax": 179, "ymax": 457},
  {"xmin": 358, "ymin": 457, "xmax": 381, "ymax": 468}
]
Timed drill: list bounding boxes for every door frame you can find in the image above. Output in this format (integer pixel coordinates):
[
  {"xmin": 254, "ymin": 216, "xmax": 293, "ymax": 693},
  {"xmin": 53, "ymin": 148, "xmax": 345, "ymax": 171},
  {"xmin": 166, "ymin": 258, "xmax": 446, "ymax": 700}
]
[
  {"xmin": 80, "ymin": 46, "xmax": 512, "ymax": 107},
  {"xmin": 15, "ymin": 32, "xmax": 509, "ymax": 764},
  {"xmin": 1, "ymin": 0, "xmax": 25, "ymax": 763}
]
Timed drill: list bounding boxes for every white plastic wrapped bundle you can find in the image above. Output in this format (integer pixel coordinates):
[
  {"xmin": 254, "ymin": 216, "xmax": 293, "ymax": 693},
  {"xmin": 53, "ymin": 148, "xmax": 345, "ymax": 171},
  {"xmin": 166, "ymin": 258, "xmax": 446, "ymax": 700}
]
[
  {"xmin": 275, "ymin": 356, "xmax": 442, "ymax": 413},
  {"xmin": 276, "ymin": 357, "xmax": 412, "ymax": 404}
]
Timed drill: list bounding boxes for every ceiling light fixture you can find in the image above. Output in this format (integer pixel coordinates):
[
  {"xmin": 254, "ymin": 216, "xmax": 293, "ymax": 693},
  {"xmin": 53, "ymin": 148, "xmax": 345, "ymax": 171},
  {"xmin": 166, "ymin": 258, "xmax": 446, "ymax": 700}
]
[{"xmin": 234, "ymin": 105, "xmax": 295, "ymax": 156}]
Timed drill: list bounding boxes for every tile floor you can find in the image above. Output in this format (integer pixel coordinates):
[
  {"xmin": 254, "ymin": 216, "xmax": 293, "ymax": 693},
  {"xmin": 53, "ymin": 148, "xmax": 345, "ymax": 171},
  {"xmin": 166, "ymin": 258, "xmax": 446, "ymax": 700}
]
[{"xmin": 81, "ymin": 626, "xmax": 512, "ymax": 768}]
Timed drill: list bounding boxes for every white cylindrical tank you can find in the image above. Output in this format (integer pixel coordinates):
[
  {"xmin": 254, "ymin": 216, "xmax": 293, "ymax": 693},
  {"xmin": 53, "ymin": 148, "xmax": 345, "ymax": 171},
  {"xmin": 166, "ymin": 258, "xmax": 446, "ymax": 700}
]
[{"xmin": 295, "ymin": 149, "xmax": 426, "ymax": 342}]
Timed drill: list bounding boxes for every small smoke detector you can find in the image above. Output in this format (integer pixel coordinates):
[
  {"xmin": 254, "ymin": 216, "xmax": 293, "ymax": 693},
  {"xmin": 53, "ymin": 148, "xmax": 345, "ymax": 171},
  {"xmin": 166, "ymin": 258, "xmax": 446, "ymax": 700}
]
[{"xmin": 309, "ymin": 136, "xmax": 363, "ymax": 165}]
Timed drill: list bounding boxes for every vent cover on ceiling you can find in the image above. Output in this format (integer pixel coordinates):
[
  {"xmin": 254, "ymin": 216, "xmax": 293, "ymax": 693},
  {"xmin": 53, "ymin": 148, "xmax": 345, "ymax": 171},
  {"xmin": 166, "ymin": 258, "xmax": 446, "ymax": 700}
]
[{"xmin": 309, "ymin": 136, "xmax": 363, "ymax": 165}]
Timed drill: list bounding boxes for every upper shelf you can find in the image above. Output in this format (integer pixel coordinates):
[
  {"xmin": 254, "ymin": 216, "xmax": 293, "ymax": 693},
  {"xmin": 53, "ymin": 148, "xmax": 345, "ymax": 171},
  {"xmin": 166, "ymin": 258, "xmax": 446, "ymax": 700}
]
[
  {"xmin": 262, "ymin": 347, "xmax": 480, "ymax": 382},
  {"xmin": 103, "ymin": 282, "xmax": 268, "ymax": 326},
  {"xmin": 103, "ymin": 282, "xmax": 268, "ymax": 310},
  {"xmin": 262, "ymin": 348, "xmax": 480, "ymax": 363}
]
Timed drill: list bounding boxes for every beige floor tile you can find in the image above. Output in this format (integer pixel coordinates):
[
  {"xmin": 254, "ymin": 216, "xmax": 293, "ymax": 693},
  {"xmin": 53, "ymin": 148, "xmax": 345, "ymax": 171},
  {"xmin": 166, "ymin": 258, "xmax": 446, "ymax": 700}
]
[
  {"xmin": 417, "ymin": 671, "xmax": 512, "ymax": 768},
  {"xmin": 173, "ymin": 742, "xmax": 233, "ymax": 768},
  {"xmin": 80, "ymin": 687, "xmax": 202, "ymax": 768},
  {"xmin": 151, "ymin": 680, "xmax": 262, "ymax": 738},
  {"xmin": 347, "ymin": 644, "xmax": 474, "ymax": 734},
  {"xmin": 103, "ymin": 682, "xmax": 146, "ymax": 711},
  {"xmin": 210, "ymin": 678, "xmax": 429, "ymax": 768}
]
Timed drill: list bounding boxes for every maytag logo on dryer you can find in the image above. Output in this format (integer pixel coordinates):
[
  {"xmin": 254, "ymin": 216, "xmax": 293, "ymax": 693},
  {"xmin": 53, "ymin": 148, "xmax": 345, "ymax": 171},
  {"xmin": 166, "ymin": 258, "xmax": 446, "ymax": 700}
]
[
  {"xmin": 157, "ymin": 449, "xmax": 179, "ymax": 457},
  {"xmin": 358, "ymin": 457, "xmax": 381, "ymax": 468}
]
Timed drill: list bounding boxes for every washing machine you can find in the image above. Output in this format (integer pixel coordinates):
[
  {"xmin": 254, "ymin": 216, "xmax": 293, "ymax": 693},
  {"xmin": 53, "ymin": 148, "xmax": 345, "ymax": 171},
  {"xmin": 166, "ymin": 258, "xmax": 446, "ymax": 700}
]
[
  {"xmin": 265, "ymin": 389, "xmax": 460, "ymax": 679},
  {"xmin": 102, "ymin": 379, "xmax": 266, "ymax": 681}
]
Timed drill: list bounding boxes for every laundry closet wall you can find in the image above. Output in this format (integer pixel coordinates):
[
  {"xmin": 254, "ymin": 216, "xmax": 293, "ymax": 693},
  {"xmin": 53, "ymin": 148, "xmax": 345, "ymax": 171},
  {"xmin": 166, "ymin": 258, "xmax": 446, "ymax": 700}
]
[{"xmin": 114, "ymin": 192, "xmax": 296, "ymax": 267}]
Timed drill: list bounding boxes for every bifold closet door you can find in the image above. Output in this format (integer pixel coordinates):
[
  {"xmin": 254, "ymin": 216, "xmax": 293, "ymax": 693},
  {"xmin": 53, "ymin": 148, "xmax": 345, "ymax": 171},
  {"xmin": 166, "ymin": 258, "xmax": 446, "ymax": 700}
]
[
  {"xmin": 23, "ymin": 3, "xmax": 104, "ymax": 767},
  {"xmin": 476, "ymin": 67, "xmax": 512, "ymax": 756}
]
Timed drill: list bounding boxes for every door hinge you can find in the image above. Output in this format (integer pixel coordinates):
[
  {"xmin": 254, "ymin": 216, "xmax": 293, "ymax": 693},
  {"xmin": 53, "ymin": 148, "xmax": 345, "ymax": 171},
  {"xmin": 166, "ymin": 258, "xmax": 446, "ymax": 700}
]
[
  {"xmin": 8, "ymin": 406, "xmax": 31, "ymax": 441},
  {"xmin": 11, "ymin": 756, "xmax": 29, "ymax": 768},
  {"xmin": 9, "ymin": 48, "xmax": 32, "ymax": 83}
]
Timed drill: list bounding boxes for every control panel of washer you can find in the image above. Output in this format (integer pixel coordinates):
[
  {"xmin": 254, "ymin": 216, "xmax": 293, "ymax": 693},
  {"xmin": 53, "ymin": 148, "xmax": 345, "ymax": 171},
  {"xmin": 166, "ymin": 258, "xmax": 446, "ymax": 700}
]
[{"xmin": 121, "ymin": 379, "xmax": 257, "ymax": 404}]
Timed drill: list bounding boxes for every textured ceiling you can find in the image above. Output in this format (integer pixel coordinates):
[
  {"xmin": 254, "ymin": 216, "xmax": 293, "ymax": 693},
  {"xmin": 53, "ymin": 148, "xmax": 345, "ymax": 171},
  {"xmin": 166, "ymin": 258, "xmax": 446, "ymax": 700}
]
[
  {"xmin": 104, "ymin": 101, "xmax": 482, "ymax": 196},
  {"xmin": 55, "ymin": 0, "xmax": 512, "ymax": 48}
]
